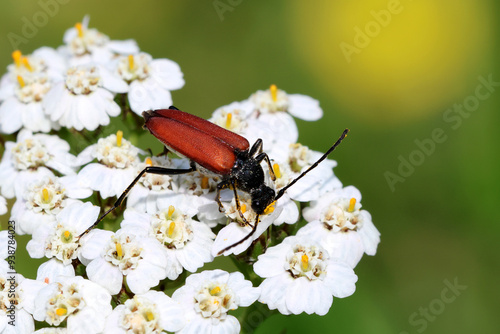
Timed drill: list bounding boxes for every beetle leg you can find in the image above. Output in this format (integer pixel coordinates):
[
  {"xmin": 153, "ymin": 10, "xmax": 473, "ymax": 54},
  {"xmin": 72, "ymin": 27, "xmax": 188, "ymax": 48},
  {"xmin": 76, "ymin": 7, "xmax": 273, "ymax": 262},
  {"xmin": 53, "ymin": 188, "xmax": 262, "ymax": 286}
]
[
  {"xmin": 79, "ymin": 165, "xmax": 196, "ymax": 239},
  {"xmin": 254, "ymin": 152, "xmax": 276, "ymax": 181},
  {"xmin": 231, "ymin": 179, "xmax": 251, "ymax": 226},
  {"xmin": 216, "ymin": 180, "xmax": 231, "ymax": 213},
  {"xmin": 249, "ymin": 138, "xmax": 264, "ymax": 156},
  {"xmin": 217, "ymin": 214, "xmax": 260, "ymax": 255}
]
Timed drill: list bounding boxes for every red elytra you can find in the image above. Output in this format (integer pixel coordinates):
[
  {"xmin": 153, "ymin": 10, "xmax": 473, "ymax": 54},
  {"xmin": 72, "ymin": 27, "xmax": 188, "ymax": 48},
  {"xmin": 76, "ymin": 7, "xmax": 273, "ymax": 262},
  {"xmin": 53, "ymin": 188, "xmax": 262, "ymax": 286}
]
[{"xmin": 143, "ymin": 109, "xmax": 250, "ymax": 175}]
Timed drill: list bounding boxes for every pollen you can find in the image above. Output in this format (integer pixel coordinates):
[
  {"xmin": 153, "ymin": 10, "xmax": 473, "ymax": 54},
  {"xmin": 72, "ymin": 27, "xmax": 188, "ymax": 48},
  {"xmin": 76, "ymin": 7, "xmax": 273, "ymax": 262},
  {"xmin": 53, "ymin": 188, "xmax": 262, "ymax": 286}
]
[
  {"xmin": 348, "ymin": 198, "xmax": 356, "ymax": 212},
  {"xmin": 63, "ymin": 231, "xmax": 70, "ymax": 238},
  {"xmin": 201, "ymin": 177, "xmax": 209, "ymax": 189},
  {"xmin": 56, "ymin": 308, "xmax": 67, "ymax": 316},
  {"xmin": 270, "ymin": 84, "xmax": 278, "ymax": 102},
  {"xmin": 167, "ymin": 205, "xmax": 175, "ymax": 219},
  {"xmin": 225, "ymin": 112, "xmax": 232, "ymax": 129},
  {"xmin": 146, "ymin": 310, "xmax": 154, "ymax": 321},
  {"xmin": 240, "ymin": 204, "xmax": 247, "ymax": 213},
  {"xmin": 116, "ymin": 242, "xmax": 123, "ymax": 258},
  {"xmin": 210, "ymin": 286, "xmax": 221, "ymax": 295},
  {"xmin": 168, "ymin": 222, "xmax": 176, "ymax": 237},
  {"xmin": 42, "ymin": 188, "xmax": 50, "ymax": 202},
  {"xmin": 272, "ymin": 163, "xmax": 281, "ymax": 179},
  {"xmin": 12, "ymin": 50, "xmax": 22, "ymax": 67},
  {"xmin": 264, "ymin": 201, "xmax": 276, "ymax": 215},
  {"xmin": 22, "ymin": 57, "xmax": 33, "ymax": 72},
  {"xmin": 17, "ymin": 75, "xmax": 25, "ymax": 88},
  {"xmin": 44, "ymin": 277, "xmax": 50, "ymax": 284},
  {"xmin": 301, "ymin": 254, "xmax": 309, "ymax": 270},
  {"xmin": 75, "ymin": 22, "xmax": 84, "ymax": 37},
  {"xmin": 116, "ymin": 130, "xmax": 123, "ymax": 147},
  {"xmin": 145, "ymin": 157, "xmax": 153, "ymax": 166},
  {"xmin": 128, "ymin": 55, "xmax": 134, "ymax": 70}
]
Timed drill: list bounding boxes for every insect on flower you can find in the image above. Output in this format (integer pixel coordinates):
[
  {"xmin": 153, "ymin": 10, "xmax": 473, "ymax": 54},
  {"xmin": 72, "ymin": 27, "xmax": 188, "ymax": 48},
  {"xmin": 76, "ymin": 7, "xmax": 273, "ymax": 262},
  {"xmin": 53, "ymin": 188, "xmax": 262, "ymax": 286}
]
[{"xmin": 79, "ymin": 106, "xmax": 349, "ymax": 255}]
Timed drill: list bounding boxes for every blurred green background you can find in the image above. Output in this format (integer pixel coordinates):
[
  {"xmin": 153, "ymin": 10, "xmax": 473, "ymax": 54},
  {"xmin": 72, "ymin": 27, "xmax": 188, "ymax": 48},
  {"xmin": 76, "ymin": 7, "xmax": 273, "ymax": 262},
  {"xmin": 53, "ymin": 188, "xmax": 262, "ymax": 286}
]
[{"xmin": 0, "ymin": 0, "xmax": 498, "ymax": 333}]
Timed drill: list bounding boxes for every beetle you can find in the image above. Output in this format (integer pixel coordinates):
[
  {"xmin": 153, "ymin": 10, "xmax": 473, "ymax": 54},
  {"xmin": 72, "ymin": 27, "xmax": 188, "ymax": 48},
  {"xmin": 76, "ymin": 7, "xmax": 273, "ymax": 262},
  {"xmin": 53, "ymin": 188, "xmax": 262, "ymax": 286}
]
[{"xmin": 80, "ymin": 106, "xmax": 349, "ymax": 255}]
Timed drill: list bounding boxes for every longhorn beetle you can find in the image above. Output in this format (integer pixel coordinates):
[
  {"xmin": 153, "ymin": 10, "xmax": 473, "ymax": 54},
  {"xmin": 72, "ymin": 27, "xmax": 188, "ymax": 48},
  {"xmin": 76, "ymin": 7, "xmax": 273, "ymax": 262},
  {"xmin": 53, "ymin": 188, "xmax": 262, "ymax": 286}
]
[{"xmin": 79, "ymin": 106, "xmax": 349, "ymax": 255}]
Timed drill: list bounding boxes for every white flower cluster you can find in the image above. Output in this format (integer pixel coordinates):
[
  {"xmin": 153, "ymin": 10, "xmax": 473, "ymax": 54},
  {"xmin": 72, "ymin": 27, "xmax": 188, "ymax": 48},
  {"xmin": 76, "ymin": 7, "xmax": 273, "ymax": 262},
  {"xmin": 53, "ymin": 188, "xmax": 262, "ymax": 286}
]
[{"xmin": 0, "ymin": 18, "xmax": 380, "ymax": 334}]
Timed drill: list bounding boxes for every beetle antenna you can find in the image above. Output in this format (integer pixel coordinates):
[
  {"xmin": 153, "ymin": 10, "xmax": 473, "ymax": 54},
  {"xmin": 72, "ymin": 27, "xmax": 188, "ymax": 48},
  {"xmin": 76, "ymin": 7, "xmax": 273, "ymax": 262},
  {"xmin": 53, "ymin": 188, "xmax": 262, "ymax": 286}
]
[
  {"xmin": 217, "ymin": 215, "xmax": 260, "ymax": 255},
  {"xmin": 275, "ymin": 128, "xmax": 349, "ymax": 201}
]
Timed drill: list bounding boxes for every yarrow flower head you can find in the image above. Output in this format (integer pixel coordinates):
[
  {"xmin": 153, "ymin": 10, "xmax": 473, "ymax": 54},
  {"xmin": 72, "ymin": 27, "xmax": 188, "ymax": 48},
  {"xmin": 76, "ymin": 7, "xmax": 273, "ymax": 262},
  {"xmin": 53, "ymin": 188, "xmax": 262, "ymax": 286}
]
[
  {"xmin": 77, "ymin": 131, "xmax": 141, "ymax": 198},
  {"xmin": 32, "ymin": 275, "xmax": 112, "ymax": 334},
  {"xmin": 43, "ymin": 64, "xmax": 127, "ymax": 131},
  {"xmin": 299, "ymin": 186, "xmax": 381, "ymax": 268},
  {"xmin": 172, "ymin": 270, "xmax": 260, "ymax": 333},
  {"xmin": 114, "ymin": 52, "xmax": 184, "ymax": 115},
  {"xmin": 0, "ymin": 130, "xmax": 78, "ymax": 199},
  {"xmin": 61, "ymin": 16, "xmax": 139, "ymax": 66},
  {"xmin": 104, "ymin": 290, "xmax": 185, "ymax": 333},
  {"xmin": 81, "ymin": 227, "xmax": 167, "ymax": 295},
  {"xmin": 120, "ymin": 206, "xmax": 215, "ymax": 281},
  {"xmin": 12, "ymin": 175, "xmax": 92, "ymax": 235},
  {"xmin": 254, "ymin": 236, "xmax": 357, "ymax": 315}
]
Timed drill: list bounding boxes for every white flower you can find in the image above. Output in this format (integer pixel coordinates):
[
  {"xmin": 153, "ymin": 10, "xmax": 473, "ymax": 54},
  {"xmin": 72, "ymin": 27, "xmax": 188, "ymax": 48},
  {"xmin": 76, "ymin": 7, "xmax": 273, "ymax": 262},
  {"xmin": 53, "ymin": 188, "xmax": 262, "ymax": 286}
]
[
  {"xmin": 0, "ymin": 266, "xmax": 45, "ymax": 334},
  {"xmin": 11, "ymin": 175, "xmax": 92, "ymax": 235},
  {"xmin": 0, "ymin": 231, "xmax": 15, "ymax": 261},
  {"xmin": 254, "ymin": 236, "xmax": 357, "ymax": 315},
  {"xmin": 33, "ymin": 275, "xmax": 112, "ymax": 334},
  {"xmin": 82, "ymin": 228, "xmax": 167, "ymax": 295},
  {"xmin": 60, "ymin": 16, "xmax": 139, "ymax": 66},
  {"xmin": 26, "ymin": 201, "xmax": 100, "ymax": 281},
  {"xmin": 77, "ymin": 131, "xmax": 141, "ymax": 198},
  {"xmin": 126, "ymin": 156, "xmax": 180, "ymax": 213},
  {"xmin": 210, "ymin": 192, "xmax": 282, "ymax": 256},
  {"xmin": 0, "ymin": 196, "xmax": 6, "ymax": 216},
  {"xmin": 249, "ymin": 84, "xmax": 323, "ymax": 121},
  {"xmin": 43, "ymin": 64, "xmax": 127, "ymax": 131},
  {"xmin": 104, "ymin": 291, "xmax": 185, "ymax": 333},
  {"xmin": 273, "ymin": 142, "xmax": 342, "ymax": 202},
  {"xmin": 172, "ymin": 270, "xmax": 260, "ymax": 334},
  {"xmin": 115, "ymin": 52, "xmax": 184, "ymax": 115},
  {"xmin": 0, "ymin": 130, "xmax": 77, "ymax": 199},
  {"xmin": 0, "ymin": 73, "xmax": 55, "ymax": 134},
  {"xmin": 299, "ymin": 186, "xmax": 380, "ymax": 268},
  {"xmin": 120, "ymin": 206, "xmax": 215, "ymax": 280}
]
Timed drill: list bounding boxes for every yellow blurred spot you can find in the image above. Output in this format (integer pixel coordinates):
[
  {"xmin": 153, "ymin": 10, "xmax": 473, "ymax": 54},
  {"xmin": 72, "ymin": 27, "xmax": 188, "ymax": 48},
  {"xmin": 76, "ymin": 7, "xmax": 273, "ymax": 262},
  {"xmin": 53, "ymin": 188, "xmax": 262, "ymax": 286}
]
[
  {"xmin": 42, "ymin": 188, "xmax": 50, "ymax": 202},
  {"xmin": 116, "ymin": 130, "xmax": 123, "ymax": 147},
  {"xmin": 301, "ymin": 254, "xmax": 309, "ymax": 270},
  {"xmin": 128, "ymin": 55, "xmax": 134, "ymax": 70},
  {"xmin": 270, "ymin": 84, "xmax": 278, "ymax": 102},
  {"xmin": 44, "ymin": 277, "xmax": 50, "ymax": 284},
  {"xmin": 167, "ymin": 205, "xmax": 175, "ymax": 219},
  {"xmin": 272, "ymin": 163, "xmax": 281, "ymax": 179},
  {"xmin": 116, "ymin": 242, "xmax": 123, "ymax": 258},
  {"xmin": 75, "ymin": 22, "xmax": 83, "ymax": 37},
  {"xmin": 17, "ymin": 75, "xmax": 25, "ymax": 88},
  {"xmin": 56, "ymin": 308, "xmax": 67, "ymax": 316},
  {"xmin": 289, "ymin": 0, "xmax": 493, "ymax": 124},
  {"xmin": 264, "ymin": 201, "xmax": 276, "ymax": 215},
  {"xmin": 168, "ymin": 222, "xmax": 175, "ymax": 237},
  {"xmin": 63, "ymin": 231, "xmax": 70, "ymax": 238},
  {"xmin": 210, "ymin": 286, "xmax": 221, "ymax": 295},
  {"xmin": 240, "ymin": 204, "xmax": 247, "ymax": 213},
  {"xmin": 348, "ymin": 198, "xmax": 356, "ymax": 212},
  {"xmin": 12, "ymin": 50, "xmax": 22, "ymax": 67},
  {"xmin": 146, "ymin": 311, "xmax": 154, "ymax": 321},
  {"xmin": 225, "ymin": 112, "xmax": 232, "ymax": 129},
  {"xmin": 145, "ymin": 157, "xmax": 153, "ymax": 166},
  {"xmin": 22, "ymin": 57, "xmax": 33, "ymax": 72}
]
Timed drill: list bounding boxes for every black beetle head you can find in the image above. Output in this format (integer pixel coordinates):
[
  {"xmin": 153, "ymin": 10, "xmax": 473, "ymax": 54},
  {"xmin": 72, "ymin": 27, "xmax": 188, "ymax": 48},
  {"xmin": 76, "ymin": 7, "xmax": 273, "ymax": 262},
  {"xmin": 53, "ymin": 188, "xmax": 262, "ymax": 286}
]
[{"xmin": 250, "ymin": 185, "xmax": 276, "ymax": 215}]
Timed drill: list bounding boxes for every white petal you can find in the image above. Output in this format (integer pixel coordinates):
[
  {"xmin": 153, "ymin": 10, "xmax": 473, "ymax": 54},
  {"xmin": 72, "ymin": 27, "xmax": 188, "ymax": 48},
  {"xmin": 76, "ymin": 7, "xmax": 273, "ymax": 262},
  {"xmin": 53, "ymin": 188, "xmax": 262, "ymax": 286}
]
[
  {"xmin": 86, "ymin": 258, "xmax": 123, "ymax": 295},
  {"xmin": 288, "ymin": 94, "xmax": 323, "ymax": 121},
  {"xmin": 36, "ymin": 259, "xmax": 75, "ymax": 283}
]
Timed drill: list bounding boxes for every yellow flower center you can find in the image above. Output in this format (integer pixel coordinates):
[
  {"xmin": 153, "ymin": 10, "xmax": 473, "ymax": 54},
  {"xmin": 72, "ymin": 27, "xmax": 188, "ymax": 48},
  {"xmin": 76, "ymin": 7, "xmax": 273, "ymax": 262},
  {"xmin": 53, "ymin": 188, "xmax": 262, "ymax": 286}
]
[
  {"xmin": 17, "ymin": 75, "xmax": 25, "ymax": 88},
  {"xmin": 116, "ymin": 130, "xmax": 123, "ymax": 147},
  {"xmin": 272, "ymin": 163, "xmax": 281, "ymax": 179},
  {"xmin": 348, "ymin": 197, "xmax": 356, "ymax": 212},
  {"xmin": 167, "ymin": 205, "xmax": 175, "ymax": 219},
  {"xmin": 12, "ymin": 50, "xmax": 22, "ymax": 67},
  {"xmin": 128, "ymin": 55, "xmax": 134, "ymax": 70},
  {"xmin": 270, "ymin": 84, "xmax": 278, "ymax": 102},
  {"xmin": 167, "ymin": 222, "xmax": 176, "ymax": 237},
  {"xmin": 75, "ymin": 22, "xmax": 84, "ymax": 37},
  {"xmin": 56, "ymin": 307, "xmax": 67, "ymax": 316},
  {"xmin": 225, "ymin": 112, "xmax": 232, "ymax": 129},
  {"xmin": 116, "ymin": 242, "xmax": 123, "ymax": 258},
  {"xmin": 210, "ymin": 286, "xmax": 221, "ymax": 295},
  {"xmin": 22, "ymin": 57, "xmax": 33, "ymax": 72},
  {"xmin": 301, "ymin": 254, "xmax": 309, "ymax": 271}
]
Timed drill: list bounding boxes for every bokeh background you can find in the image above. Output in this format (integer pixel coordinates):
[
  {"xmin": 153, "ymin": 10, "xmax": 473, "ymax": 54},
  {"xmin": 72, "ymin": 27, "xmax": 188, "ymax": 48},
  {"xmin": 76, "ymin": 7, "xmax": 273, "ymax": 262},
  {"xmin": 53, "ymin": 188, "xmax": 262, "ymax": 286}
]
[{"xmin": 0, "ymin": 0, "xmax": 498, "ymax": 333}]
